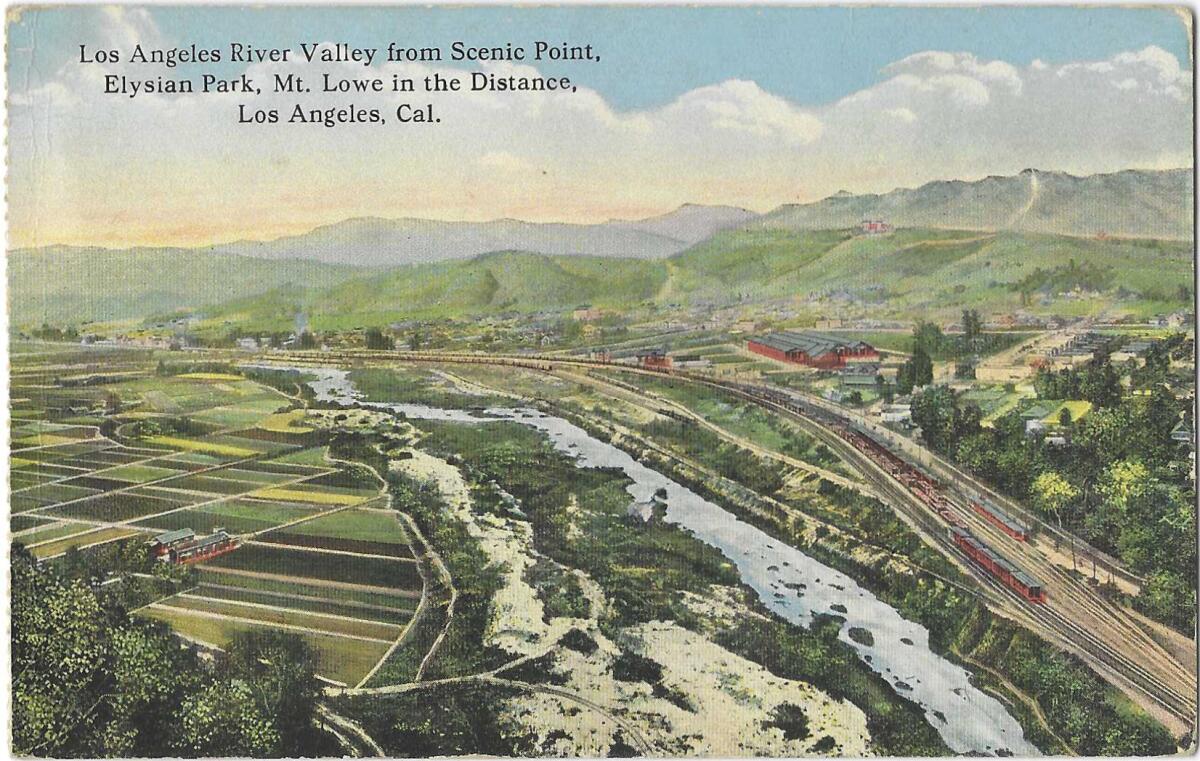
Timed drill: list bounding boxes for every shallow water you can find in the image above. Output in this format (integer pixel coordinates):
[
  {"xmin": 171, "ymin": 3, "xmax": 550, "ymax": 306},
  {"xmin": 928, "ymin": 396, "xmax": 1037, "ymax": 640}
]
[{"xmin": 268, "ymin": 364, "xmax": 1038, "ymax": 756}]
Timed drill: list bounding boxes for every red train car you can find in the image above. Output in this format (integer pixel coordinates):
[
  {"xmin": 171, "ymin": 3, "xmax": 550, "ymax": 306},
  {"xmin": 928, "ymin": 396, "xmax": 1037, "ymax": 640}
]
[
  {"xmin": 971, "ymin": 501, "xmax": 1030, "ymax": 542},
  {"xmin": 949, "ymin": 526, "xmax": 1046, "ymax": 603}
]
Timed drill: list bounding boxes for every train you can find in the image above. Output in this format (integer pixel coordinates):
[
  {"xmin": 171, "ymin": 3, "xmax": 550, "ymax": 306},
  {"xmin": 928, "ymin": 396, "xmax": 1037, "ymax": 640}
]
[
  {"xmin": 971, "ymin": 500, "xmax": 1030, "ymax": 541},
  {"xmin": 949, "ymin": 526, "xmax": 1046, "ymax": 603}
]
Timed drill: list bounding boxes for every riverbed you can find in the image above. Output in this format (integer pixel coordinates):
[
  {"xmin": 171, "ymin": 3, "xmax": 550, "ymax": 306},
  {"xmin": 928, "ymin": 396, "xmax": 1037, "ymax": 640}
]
[{"xmin": 268, "ymin": 364, "xmax": 1038, "ymax": 756}]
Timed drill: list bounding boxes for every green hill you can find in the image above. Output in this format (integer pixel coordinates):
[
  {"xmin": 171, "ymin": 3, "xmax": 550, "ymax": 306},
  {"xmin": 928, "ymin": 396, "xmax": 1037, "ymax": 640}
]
[
  {"xmin": 11, "ymin": 229, "xmax": 1192, "ymax": 332},
  {"xmin": 196, "ymin": 251, "xmax": 669, "ymax": 332},
  {"xmin": 8, "ymin": 246, "xmax": 368, "ymax": 327},
  {"xmin": 660, "ymin": 228, "xmax": 1192, "ymax": 317}
]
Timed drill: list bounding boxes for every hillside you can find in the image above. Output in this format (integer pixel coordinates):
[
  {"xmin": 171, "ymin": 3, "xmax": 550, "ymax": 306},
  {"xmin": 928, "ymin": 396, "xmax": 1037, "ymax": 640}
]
[
  {"xmin": 192, "ymin": 228, "xmax": 1193, "ymax": 332},
  {"xmin": 756, "ymin": 168, "xmax": 1193, "ymax": 240},
  {"xmin": 8, "ymin": 246, "xmax": 368, "ymax": 326},
  {"xmin": 662, "ymin": 227, "xmax": 1192, "ymax": 316},
  {"xmin": 213, "ymin": 204, "xmax": 757, "ymax": 266},
  {"xmin": 204, "ymin": 251, "xmax": 670, "ymax": 331}
]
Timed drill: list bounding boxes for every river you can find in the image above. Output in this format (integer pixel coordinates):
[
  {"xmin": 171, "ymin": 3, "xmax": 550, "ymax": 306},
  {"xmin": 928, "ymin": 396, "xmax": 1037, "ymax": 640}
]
[{"xmin": 266, "ymin": 364, "xmax": 1038, "ymax": 756}]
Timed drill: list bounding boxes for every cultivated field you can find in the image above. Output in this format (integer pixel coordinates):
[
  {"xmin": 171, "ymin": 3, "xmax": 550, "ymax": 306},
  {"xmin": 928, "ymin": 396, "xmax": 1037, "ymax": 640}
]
[{"xmin": 9, "ymin": 346, "xmax": 425, "ymax": 686}]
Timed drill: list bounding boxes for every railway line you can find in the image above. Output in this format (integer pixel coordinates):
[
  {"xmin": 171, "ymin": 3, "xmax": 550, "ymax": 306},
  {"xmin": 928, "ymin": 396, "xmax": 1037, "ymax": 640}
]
[{"xmin": 261, "ymin": 348, "xmax": 1197, "ymax": 738}]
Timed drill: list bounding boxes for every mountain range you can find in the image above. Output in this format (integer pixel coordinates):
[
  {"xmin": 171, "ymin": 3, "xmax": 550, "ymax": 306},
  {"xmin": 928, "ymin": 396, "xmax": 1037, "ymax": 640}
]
[
  {"xmin": 210, "ymin": 203, "xmax": 760, "ymax": 266},
  {"xmin": 756, "ymin": 168, "xmax": 1193, "ymax": 239},
  {"xmin": 9, "ymin": 167, "xmax": 1192, "ymax": 326},
  {"xmin": 203, "ymin": 167, "xmax": 1191, "ymax": 266}
]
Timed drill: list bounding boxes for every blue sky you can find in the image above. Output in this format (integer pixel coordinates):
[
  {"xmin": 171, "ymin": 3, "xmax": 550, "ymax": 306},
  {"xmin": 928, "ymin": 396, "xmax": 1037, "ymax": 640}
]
[
  {"xmin": 9, "ymin": 5, "xmax": 1190, "ymax": 110},
  {"xmin": 6, "ymin": 5, "xmax": 1193, "ymax": 246}
]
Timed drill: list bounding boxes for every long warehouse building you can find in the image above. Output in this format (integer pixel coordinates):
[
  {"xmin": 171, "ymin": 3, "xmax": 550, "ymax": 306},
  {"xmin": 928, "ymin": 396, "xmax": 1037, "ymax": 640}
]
[{"xmin": 747, "ymin": 331, "xmax": 879, "ymax": 369}]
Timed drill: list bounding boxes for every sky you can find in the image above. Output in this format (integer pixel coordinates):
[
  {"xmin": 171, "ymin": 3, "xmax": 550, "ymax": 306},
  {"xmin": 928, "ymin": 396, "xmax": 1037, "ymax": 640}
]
[{"xmin": 6, "ymin": 5, "xmax": 1194, "ymax": 248}]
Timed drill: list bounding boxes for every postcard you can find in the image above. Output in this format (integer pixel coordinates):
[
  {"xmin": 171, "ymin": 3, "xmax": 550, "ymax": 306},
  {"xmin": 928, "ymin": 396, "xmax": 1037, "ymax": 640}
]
[{"xmin": 6, "ymin": 4, "xmax": 1196, "ymax": 758}]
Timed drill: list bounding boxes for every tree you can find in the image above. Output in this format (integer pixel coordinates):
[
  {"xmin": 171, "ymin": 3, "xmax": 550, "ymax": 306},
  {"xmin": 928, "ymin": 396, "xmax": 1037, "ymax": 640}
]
[
  {"xmin": 962, "ymin": 309, "xmax": 983, "ymax": 348},
  {"xmin": 222, "ymin": 630, "xmax": 323, "ymax": 756},
  {"xmin": 364, "ymin": 327, "xmax": 394, "ymax": 350},
  {"xmin": 1058, "ymin": 407, "xmax": 1073, "ymax": 427},
  {"xmin": 171, "ymin": 681, "xmax": 278, "ymax": 756},
  {"xmin": 298, "ymin": 330, "xmax": 318, "ymax": 350},
  {"xmin": 911, "ymin": 386, "xmax": 958, "ymax": 452},
  {"xmin": 1031, "ymin": 471, "xmax": 1079, "ymax": 528},
  {"xmin": 1032, "ymin": 471, "xmax": 1081, "ymax": 570}
]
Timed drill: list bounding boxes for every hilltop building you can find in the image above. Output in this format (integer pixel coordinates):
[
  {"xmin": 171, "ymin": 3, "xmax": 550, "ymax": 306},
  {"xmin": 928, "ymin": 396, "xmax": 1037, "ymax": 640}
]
[
  {"xmin": 747, "ymin": 331, "xmax": 878, "ymax": 369},
  {"xmin": 860, "ymin": 220, "xmax": 893, "ymax": 234}
]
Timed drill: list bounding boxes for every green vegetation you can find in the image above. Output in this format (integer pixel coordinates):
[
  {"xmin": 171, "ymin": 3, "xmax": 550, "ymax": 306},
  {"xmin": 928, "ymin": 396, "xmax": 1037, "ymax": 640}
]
[
  {"xmin": 953, "ymin": 606, "xmax": 1176, "ymax": 756},
  {"xmin": 32, "ymin": 229, "xmax": 1186, "ymax": 334},
  {"xmin": 348, "ymin": 366, "xmax": 511, "ymax": 409},
  {"xmin": 912, "ymin": 356, "xmax": 1196, "ymax": 631},
  {"xmin": 333, "ymin": 682, "xmax": 536, "ymax": 757},
  {"xmin": 12, "ymin": 544, "xmax": 336, "ymax": 756}
]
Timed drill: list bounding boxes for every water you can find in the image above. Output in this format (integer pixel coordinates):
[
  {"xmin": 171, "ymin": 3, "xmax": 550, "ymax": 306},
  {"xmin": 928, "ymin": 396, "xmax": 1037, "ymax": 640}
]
[{"xmin": 265, "ymin": 364, "xmax": 1038, "ymax": 756}]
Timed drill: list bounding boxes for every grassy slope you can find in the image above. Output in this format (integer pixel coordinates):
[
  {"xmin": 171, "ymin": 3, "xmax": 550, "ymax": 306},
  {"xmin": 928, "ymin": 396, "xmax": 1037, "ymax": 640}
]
[
  {"xmin": 8, "ymin": 246, "xmax": 370, "ymax": 327},
  {"xmin": 13, "ymin": 229, "xmax": 1192, "ymax": 330}
]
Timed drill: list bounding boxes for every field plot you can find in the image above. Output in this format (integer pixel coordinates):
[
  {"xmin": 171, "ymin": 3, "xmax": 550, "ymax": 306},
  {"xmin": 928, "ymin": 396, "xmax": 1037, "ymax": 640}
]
[
  {"xmin": 44, "ymin": 490, "xmax": 190, "ymax": 522},
  {"xmin": 191, "ymin": 582, "xmax": 414, "ymax": 624},
  {"xmin": 196, "ymin": 567, "xmax": 420, "ymax": 610},
  {"xmin": 30, "ymin": 526, "xmax": 146, "ymax": 559},
  {"xmin": 99, "ymin": 464, "xmax": 187, "ymax": 483},
  {"xmin": 134, "ymin": 498, "xmax": 322, "ymax": 535},
  {"xmin": 139, "ymin": 604, "xmax": 391, "ymax": 686},
  {"xmin": 204, "ymin": 542, "xmax": 422, "ymax": 588},
  {"xmin": 247, "ymin": 486, "xmax": 366, "ymax": 506},
  {"xmin": 154, "ymin": 594, "xmax": 403, "ymax": 641},
  {"xmin": 260, "ymin": 509, "xmax": 412, "ymax": 557}
]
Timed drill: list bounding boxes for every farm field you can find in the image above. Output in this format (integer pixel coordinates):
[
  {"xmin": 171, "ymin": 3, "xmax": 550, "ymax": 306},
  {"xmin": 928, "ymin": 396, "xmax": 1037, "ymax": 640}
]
[
  {"xmin": 30, "ymin": 526, "xmax": 146, "ymax": 559},
  {"xmin": 11, "ymin": 349, "xmax": 426, "ymax": 690},
  {"xmin": 138, "ymin": 605, "xmax": 392, "ymax": 686}
]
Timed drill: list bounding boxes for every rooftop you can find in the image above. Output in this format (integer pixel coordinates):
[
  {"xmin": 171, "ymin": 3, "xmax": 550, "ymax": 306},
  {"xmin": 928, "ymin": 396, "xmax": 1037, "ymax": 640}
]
[{"xmin": 750, "ymin": 330, "xmax": 873, "ymax": 357}]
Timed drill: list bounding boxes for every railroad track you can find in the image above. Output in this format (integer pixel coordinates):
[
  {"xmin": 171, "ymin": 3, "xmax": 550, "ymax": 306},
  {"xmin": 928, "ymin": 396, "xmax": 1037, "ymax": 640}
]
[{"xmin": 259, "ymin": 349, "xmax": 1198, "ymax": 735}]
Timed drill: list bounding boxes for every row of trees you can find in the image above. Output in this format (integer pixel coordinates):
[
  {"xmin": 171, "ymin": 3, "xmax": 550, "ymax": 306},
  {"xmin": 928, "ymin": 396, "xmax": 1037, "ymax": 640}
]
[
  {"xmin": 910, "ymin": 373, "xmax": 1196, "ymax": 630},
  {"xmin": 12, "ymin": 544, "xmax": 332, "ymax": 757}
]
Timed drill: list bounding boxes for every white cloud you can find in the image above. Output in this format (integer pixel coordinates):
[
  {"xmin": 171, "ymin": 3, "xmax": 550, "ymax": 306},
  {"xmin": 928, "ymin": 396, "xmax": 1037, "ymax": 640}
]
[{"xmin": 5, "ymin": 11, "xmax": 1192, "ymax": 246}]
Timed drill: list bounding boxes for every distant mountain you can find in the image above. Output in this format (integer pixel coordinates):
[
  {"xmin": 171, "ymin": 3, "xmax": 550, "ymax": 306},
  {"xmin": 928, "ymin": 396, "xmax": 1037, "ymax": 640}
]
[
  {"xmin": 8, "ymin": 246, "xmax": 367, "ymax": 325},
  {"xmin": 608, "ymin": 203, "xmax": 759, "ymax": 246},
  {"xmin": 212, "ymin": 204, "xmax": 759, "ymax": 266},
  {"xmin": 756, "ymin": 168, "xmax": 1192, "ymax": 240}
]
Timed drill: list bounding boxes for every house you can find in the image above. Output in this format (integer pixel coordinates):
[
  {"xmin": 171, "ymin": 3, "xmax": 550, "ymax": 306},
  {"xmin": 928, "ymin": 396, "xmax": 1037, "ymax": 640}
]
[
  {"xmin": 1171, "ymin": 419, "xmax": 1194, "ymax": 447},
  {"xmin": 148, "ymin": 528, "xmax": 195, "ymax": 561},
  {"xmin": 1166, "ymin": 311, "xmax": 1193, "ymax": 329},
  {"xmin": 170, "ymin": 530, "xmax": 237, "ymax": 564},
  {"xmin": 881, "ymin": 397, "xmax": 912, "ymax": 425},
  {"xmin": 747, "ymin": 331, "xmax": 878, "ymax": 369},
  {"xmin": 572, "ymin": 305, "xmax": 604, "ymax": 322},
  {"xmin": 840, "ymin": 363, "xmax": 880, "ymax": 387},
  {"xmin": 1112, "ymin": 340, "xmax": 1155, "ymax": 365},
  {"xmin": 860, "ymin": 219, "xmax": 893, "ymax": 234}
]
